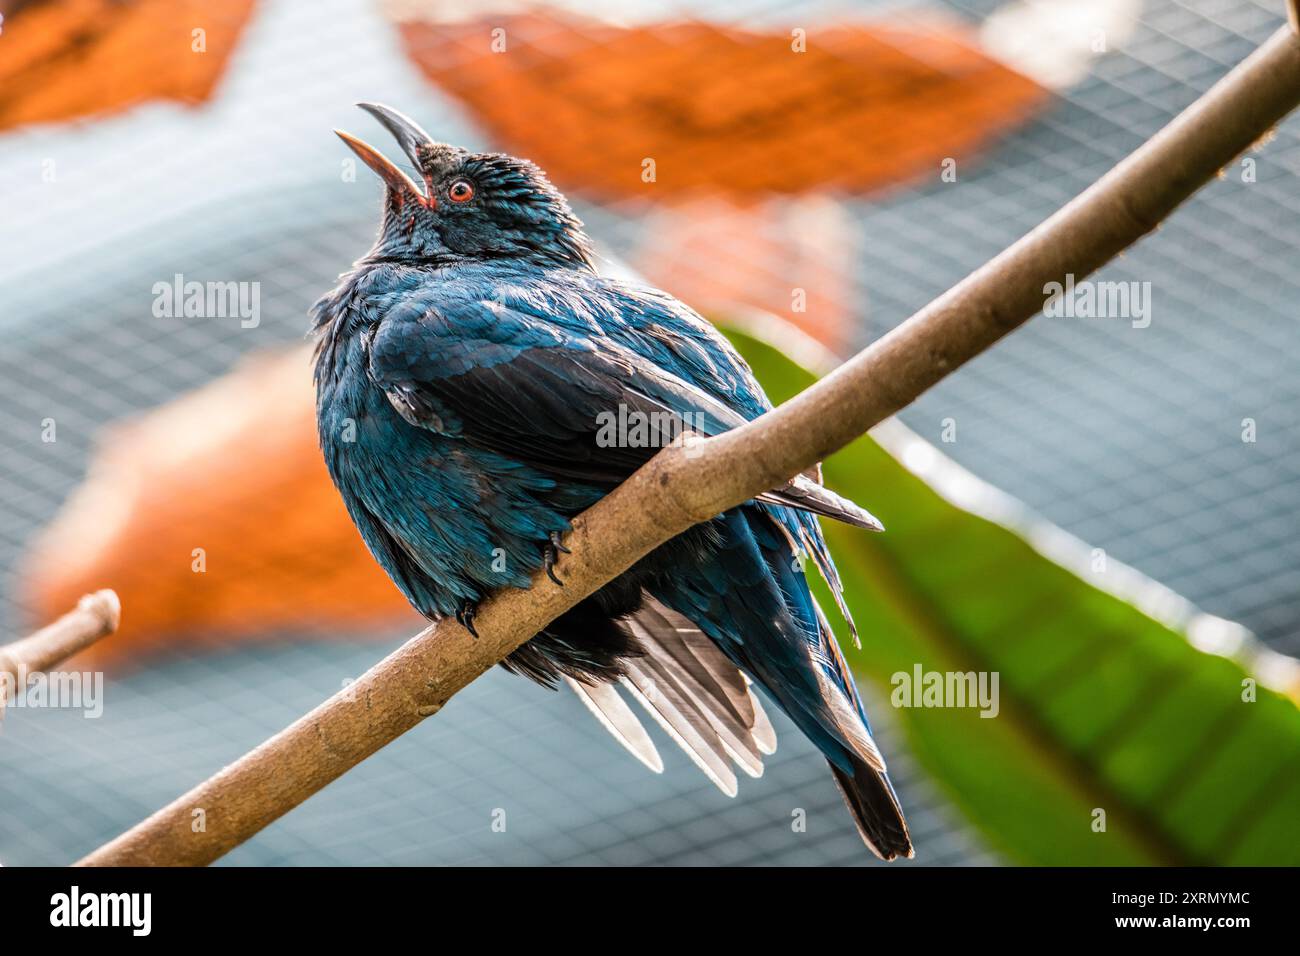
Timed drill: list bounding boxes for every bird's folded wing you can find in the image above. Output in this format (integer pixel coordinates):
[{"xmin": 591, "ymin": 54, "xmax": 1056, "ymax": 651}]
[
  {"xmin": 757, "ymin": 473, "xmax": 883, "ymax": 532},
  {"xmin": 368, "ymin": 297, "xmax": 881, "ymax": 529}
]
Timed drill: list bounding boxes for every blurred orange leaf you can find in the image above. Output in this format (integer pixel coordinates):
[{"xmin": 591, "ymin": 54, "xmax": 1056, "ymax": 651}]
[
  {"xmin": 0, "ymin": 0, "xmax": 257, "ymax": 131},
  {"xmin": 21, "ymin": 346, "xmax": 419, "ymax": 667},
  {"xmin": 396, "ymin": 10, "xmax": 1049, "ymax": 200}
]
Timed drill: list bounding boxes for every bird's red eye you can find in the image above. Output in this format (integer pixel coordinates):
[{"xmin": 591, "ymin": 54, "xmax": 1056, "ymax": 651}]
[{"xmin": 448, "ymin": 180, "xmax": 474, "ymax": 203}]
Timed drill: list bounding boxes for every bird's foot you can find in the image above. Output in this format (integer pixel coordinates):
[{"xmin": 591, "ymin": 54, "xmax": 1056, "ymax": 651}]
[
  {"xmin": 543, "ymin": 531, "xmax": 570, "ymax": 586},
  {"xmin": 455, "ymin": 600, "xmax": 479, "ymax": 639}
]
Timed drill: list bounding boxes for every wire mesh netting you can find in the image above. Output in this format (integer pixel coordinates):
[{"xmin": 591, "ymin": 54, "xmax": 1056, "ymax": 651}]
[{"xmin": 0, "ymin": 0, "xmax": 1296, "ymax": 865}]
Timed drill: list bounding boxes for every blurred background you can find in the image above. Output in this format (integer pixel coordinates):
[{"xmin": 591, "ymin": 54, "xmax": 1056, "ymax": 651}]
[{"xmin": 0, "ymin": 0, "xmax": 1297, "ymax": 866}]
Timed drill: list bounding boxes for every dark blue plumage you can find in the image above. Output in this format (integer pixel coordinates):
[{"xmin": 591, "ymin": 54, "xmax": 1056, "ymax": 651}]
[{"xmin": 314, "ymin": 104, "xmax": 912, "ymax": 859}]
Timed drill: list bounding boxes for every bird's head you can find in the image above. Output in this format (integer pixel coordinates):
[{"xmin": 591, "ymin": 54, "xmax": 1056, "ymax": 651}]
[{"xmin": 336, "ymin": 103, "xmax": 593, "ymax": 269}]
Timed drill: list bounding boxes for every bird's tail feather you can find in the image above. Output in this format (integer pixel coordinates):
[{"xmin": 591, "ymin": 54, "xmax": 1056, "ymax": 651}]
[
  {"xmin": 568, "ymin": 593, "xmax": 776, "ymax": 796},
  {"xmin": 565, "ymin": 675, "xmax": 664, "ymax": 774},
  {"xmin": 829, "ymin": 753, "xmax": 914, "ymax": 861},
  {"xmin": 683, "ymin": 507, "xmax": 913, "ymax": 861},
  {"xmin": 564, "ymin": 519, "xmax": 914, "ymax": 862}
]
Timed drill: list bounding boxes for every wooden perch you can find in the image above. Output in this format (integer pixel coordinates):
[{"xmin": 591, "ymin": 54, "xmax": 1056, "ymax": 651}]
[
  {"xmin": 0, "ymin": 591, "xmax": 120, "ymax": 712},
  {"xmin": 78, "ymin": 23, "xmax": 1300, "ymax": 867}
]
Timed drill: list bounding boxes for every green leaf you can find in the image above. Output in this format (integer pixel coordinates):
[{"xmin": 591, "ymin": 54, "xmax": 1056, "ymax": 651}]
[{"xmin": 726, "ymin": 326, "xmax": 1300, "ymax": 866}]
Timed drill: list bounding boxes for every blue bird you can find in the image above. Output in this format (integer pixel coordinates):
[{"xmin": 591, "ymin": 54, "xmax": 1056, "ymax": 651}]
[{"xmin": 314, "ymin": 104, "xmax": 912, "ymax": 860}]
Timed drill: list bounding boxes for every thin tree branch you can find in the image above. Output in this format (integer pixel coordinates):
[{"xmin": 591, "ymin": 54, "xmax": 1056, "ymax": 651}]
[
  {"xmin": 78, "ymin": 24, "xmax": 1300, "ymax": 867},
  {"xmin": 1, "ymin": 590, "xmax": 121, "ymax": 714}
]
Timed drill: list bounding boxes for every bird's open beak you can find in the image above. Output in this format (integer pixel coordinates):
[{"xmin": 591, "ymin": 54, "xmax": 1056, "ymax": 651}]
[{"xmin": 334, "ymin": 102, "xmax": 436, "ymax": 204}]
